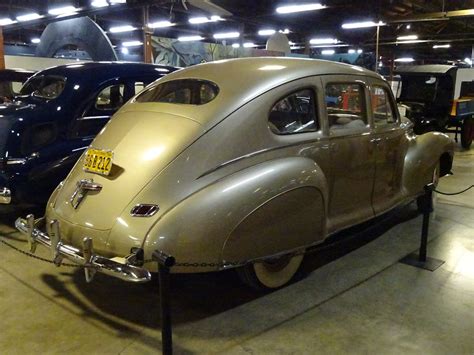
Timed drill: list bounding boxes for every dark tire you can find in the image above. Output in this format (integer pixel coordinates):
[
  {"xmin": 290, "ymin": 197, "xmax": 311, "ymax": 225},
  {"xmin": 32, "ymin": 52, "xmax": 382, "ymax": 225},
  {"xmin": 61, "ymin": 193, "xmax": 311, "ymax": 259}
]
[
  {"xmin": 461, "ymin": 118, "xmax": 473, "ymax": 149},
  {"xmin": 236, "ymin": 254, "xmax": 304, "ymax": 291}
]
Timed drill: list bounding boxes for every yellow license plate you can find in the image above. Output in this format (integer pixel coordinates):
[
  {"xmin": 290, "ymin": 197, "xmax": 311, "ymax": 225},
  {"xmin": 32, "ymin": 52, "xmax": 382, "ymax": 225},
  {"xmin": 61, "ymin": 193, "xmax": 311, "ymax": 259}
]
[{"xmin": 83, "ymin": 149, "xmax": 113, "ymax": 176}]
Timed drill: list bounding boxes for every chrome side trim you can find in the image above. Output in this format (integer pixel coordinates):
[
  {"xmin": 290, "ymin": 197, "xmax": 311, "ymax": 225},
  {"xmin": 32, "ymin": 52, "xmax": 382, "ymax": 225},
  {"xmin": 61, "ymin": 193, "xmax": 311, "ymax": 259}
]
[
  {"xmin": 15, "ymin": 216, "xmax": 152, "ymax": 283},
  {"xmin": 0, "ymin": 187, "xmax": 11, "ymax": 204}
]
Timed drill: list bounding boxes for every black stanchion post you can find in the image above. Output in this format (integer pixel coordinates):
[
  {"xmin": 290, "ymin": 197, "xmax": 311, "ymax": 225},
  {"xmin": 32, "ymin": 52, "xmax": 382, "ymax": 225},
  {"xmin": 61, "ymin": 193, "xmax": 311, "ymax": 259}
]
[
  {"xmin": 400, "ymin": 183, "xmax": 445, "ymax": 271},
  {"xmin": 418, "ymin": 183, "xmax": 433, "ymax": 262},
  {"xmin": 152, "ymin": 250, "xmax": 176, "ymax": 355}
]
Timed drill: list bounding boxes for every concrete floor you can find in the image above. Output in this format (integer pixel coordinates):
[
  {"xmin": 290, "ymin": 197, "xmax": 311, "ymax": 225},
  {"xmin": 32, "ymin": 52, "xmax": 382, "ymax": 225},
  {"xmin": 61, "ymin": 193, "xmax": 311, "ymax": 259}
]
[{"xmin": 0, "ymin": 146, "xmax": 473, "ymax": 355}]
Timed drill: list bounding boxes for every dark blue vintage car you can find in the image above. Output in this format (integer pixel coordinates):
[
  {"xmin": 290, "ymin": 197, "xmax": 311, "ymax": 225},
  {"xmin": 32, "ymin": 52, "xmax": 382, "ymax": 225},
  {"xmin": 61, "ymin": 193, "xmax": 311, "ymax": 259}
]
[{"xmin": 0, "ymin": 62, "xmax": 177, "ymax": 207}]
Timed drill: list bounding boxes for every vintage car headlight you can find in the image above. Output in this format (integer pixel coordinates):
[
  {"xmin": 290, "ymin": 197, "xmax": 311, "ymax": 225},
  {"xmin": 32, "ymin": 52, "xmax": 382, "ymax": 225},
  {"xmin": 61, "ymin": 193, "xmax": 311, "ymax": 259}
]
[{"xmin": 130, "ymin": 204, "xmax": 159, "ymax": 217}]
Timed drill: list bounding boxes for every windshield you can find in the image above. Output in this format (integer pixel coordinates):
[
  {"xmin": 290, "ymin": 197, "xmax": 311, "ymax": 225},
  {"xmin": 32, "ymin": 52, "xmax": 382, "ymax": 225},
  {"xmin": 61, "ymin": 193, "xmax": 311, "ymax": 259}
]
[
  {"xmin": 399, "ymin": 74, "xmax": 453, "ymax": 104},
  {"xmin": 135, "ymin": 79, "xmax": 219, "ymax": 105},
  {"xmin": 20, "ymin": 75, "xmax": 66, "ymax": 99}
]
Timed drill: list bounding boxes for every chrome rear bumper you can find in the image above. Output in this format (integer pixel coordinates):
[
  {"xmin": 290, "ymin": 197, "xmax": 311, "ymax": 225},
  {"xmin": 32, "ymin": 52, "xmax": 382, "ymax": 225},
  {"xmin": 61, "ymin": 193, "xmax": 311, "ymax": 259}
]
[
  {"xmin": 0, "ymin": 187, "xmax": 11, "ymax": 204},
  {"xmin": 15, "ymin": 215, "xmax": 152, "ymax": 283}
]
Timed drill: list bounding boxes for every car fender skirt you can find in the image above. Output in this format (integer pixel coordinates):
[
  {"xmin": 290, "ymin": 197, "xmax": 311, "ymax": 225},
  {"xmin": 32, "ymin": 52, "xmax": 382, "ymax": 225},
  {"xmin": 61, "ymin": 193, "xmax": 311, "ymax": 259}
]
[{"xmin": 223, "ymin": 187, "xmax": 325, "ymax": 262}]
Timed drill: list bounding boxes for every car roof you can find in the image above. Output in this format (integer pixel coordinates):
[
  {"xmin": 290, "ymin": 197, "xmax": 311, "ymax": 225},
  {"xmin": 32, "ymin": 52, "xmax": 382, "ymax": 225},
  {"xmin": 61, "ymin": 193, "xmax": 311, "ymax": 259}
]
[
  {"xmin": 127, "ymin": 57, "xmax": 384, "ymax": 130},
  {"xmin": 35, "ymin": 61, "xmax": 177, "ymax": 80}
]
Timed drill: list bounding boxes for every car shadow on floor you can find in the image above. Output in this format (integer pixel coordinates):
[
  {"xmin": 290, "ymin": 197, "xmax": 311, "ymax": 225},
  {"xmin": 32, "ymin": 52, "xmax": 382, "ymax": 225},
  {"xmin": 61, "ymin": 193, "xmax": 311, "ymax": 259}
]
[{"xmin": 39, "ymin": 202, "xmax": 420, "ymax": 331}]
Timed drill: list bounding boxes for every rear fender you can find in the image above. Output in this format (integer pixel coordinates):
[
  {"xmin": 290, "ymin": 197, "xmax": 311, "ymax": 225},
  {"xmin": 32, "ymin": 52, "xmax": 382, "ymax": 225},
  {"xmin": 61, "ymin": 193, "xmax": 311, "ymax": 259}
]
[
  {"xmin": 142, "ymin": 157, "xmax": 328, "ymax": 272},
  {"xmin": 403, "ymin": 131, "xmax": 454, "ymax": 196}
]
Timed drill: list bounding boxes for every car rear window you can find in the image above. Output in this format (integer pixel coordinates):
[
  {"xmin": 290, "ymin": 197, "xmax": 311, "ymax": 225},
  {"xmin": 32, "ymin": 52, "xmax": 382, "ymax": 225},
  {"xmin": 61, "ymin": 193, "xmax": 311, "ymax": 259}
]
[{"xmin": 135, "ymin": 79, "xmax": 219, "ymax": 105}]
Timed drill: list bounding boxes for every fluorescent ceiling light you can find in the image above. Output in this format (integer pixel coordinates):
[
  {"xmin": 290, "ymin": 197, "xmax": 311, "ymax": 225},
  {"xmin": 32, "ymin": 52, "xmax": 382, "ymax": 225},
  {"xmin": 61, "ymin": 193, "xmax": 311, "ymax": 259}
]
[
  {"xmin": 397, "ymin": 35, "xmax": 418, "ymax": 41},
  {"xmin": 109, "ymin": 25, "xmax": 136, "ymax": 33},
  {"xmin": 357, "ymin": 49, "xmax": 363, "ymax": 53},
  {"xmin": 433, "ymin": 44, "xmax": 451, "ymax": 49},
  {"xmin": 348, "ymin": 49, "xmax": 356, "ymax": 54},
  {"xmin": 149, "ymin": 20, "xmax": 174, "ymax": 28},
  {"xmin": 122, "ymin": 40, "xmax": 143, "ymax": 47},
  {"xmin": 258, "ymin": 29, "xmax": 276, "ymax": 36},
  {"xmin": 178, "ymin": 35, "xmax": 204, "ymax": 42},
  {"xmin": 276, "ymin": 3, "xmax": 326, "ymax": 14},
  {"xmin": 279, "ymin": 28, "xmax": 290, "ymax": 34},
  {"xmin": 213, "ymin": 32, "xmax": 240, "ymax": 39},
  {"xmin": 310, "ymin": 38, "xmax": 338, "ymax": 45},
  {"xmin": 91, "ymin": 0, "xmax": 109, "ymax": 7},
  {"xmin": 232, "ymin": 43, "xmax": 240, "ymax": 48},
  {"xmin": 189, "ymin": 15, "xmax": 223, "ymax": 24},
  {"xmin": 48, "ymin": 6, "xmax": 78, "ymax": 16},
  {"xmin": 31, "ymin": 38, "xmax": 40, "ymax": 44},
  {"xmin": 322, "ymin": 49, "xmax": 335, "ymax": 55},
  {"xmin": 394, "ymin": 57, "xmax": 415, "ymax": 62},
  {"xmin": 290, "ymin": 46, "xmax": 303, "ymax": 50},
  {"xmin": 110, "ymin": 0, "xmax": 126, "ymax": 3},
  {"xmin": 342, "ymin": 21, "xmax": 385, "ymax": 29},
  {"xmin": 16, "ymin": 13, "xmax": 41, "ymax": 22},
  {"xmin": 0, "ymin": 18, "xmax": 15, "ymax": 26},
  {"xmin": 243, "ymin": 42, "xmax": 257, "ymax": 48}
]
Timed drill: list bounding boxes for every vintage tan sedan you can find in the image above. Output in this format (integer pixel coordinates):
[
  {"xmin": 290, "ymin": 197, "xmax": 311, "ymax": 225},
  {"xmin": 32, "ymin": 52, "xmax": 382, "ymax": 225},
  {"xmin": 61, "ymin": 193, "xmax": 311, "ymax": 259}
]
[{"xmin": 16, "ymin": 58, "xmax": 454, "ymax": 289}]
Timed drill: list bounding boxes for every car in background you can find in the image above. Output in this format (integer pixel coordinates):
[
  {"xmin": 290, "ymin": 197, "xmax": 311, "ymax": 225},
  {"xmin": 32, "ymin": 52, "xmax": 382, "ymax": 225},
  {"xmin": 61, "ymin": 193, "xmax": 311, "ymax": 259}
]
[
  {"xmin": 0, "ymin": 62, "xmax": 177, "ymax": 207},
  {"xmin": 0, "ymin": 69, "xmax": 35, "ymax": 103},
  {"xmin": 397, "ymin": 64, "xmax": 474, "ymax": 149},
  {"xmin": 16, "ymin": 58, "xmax": 453, "ymax": 290}
]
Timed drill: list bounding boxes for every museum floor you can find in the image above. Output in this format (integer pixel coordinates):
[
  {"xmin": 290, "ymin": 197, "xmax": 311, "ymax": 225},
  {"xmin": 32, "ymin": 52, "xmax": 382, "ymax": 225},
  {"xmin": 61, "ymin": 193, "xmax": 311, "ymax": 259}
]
[{"xmin": 0, "ymin": 146, "xmax": 473, "ymax": 355}]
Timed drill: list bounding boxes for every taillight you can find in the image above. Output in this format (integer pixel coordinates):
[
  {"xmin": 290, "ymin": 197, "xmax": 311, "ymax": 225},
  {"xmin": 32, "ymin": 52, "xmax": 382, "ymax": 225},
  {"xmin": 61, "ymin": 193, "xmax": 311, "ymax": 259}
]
[{"xmin": 130, "ymin": 204, "xmax": 159, "ymax": 217}]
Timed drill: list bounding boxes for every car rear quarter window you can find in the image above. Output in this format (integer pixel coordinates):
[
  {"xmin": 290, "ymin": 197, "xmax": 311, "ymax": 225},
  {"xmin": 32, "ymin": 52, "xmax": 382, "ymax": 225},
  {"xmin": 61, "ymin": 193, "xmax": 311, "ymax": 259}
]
[
  {"xmin": 370, "ymin": 86, "xmax": 397, "ymax": 126},
  {"xmin": 20, "ymin": 75, "xmax": 66, "ymax": 99},
  {"xmin": 135, "ymin": 79, "xmax": 218, "ymax": 105},
  {"xmin": 269, "ymin": 89, "xmax": 318, "ymax": 134},
  {"xmin": 325, "ymin": 83, "xmax": 367, "ymax": 134}
]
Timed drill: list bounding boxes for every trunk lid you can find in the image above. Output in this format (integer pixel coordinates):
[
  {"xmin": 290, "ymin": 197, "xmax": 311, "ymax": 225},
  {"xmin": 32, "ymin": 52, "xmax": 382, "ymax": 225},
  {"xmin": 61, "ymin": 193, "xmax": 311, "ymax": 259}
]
[{"xmin": 52, "ymin": 108, "xmax": 204, "ymax": 230}]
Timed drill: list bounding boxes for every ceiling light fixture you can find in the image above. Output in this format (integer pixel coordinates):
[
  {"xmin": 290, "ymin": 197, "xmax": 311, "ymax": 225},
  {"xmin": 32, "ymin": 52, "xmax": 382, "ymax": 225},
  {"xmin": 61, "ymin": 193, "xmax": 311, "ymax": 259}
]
[
  {"xmin": 48, "ymin": 6, "xmax": 78, "ymax": 16},
  {"xmin": 16, "ymin": 13, "xmax": 42, "ymax": 22},
  {"xmin": 348, "ymin": 49, "xmax": 356, "ymax": 54},
  {"xmin": 0, "ymin": 18, "xmax": 15, "ymax": 26},
  {"xmin": 243, "ymin": 42, "xmax": 257, "ymax": 48},
  {"xmin": 213, "ymin": 32, "xmax": 240, "ymax": 39},
  {"xmin": 322, "ymin": 49, "xmax": 335, "ymax": 55},
  {"xmin": 110, "ymin": 0, "xmax": 126, "ymax": 4},
  {"xmin": 433, "ymin": 44, "xmax": 451, "ymax": 49},
  {"xmin": 91, "ymin": 0, "xmax": 109, "ymax": 7},
  {"xmin": 258, "ymin": 29, "xmax": 276, "ymax": 36},
  {"xmin": 189, "ymin": 15, "xmax": 223, "ymax": 24},
  {"xmin": 357, "ymin": 49, "xmax": 363, "ymax": 53},
  {"xmin": 342, "ymin": 21, "xmax": 385, "ymax": 29},
  {"xmin": 394, "ymin": 57, "xmax": 415, "ymax": 62},
  {"xmin": 178, "ymin": 35, "xmax": 204, "ymax": 42},
  {"xmin": 310, "ymin": 38, "xmax": 338, "ymax": 45},
  {"xmin": 276, "ymin": 3, "xmax": 327, "ymax": 14},
  {"xmin": 232, "ymin": 43, "xmax": 240, "ymax": 48},
  {"xmin": 279, "ymin": 28, "xmax": 290, "ymax": 34},
  {"xmin": 109, "ymin": 25, "xmax": 136, "ymax": 33},
  {"xmin": 148, "ymin": 20, "xmax": 174, "ymax": 28},
  {"xmin": 31, "ymin": 38, "xmax": 40, "ymax": 44},
  {"xmin": 397, "ymin": 35, "xmax": 418, "ymax": 41},
  {"xmin": 122, "ymin": 40, "xmax": 143, "ymax": 47}
]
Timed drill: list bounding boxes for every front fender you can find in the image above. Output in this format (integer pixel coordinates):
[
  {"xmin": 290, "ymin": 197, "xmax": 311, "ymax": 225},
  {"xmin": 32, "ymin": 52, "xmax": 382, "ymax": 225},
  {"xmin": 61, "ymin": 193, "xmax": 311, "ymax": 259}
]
[
  {"xmin": 403, "ymin": 131, "xmax": 454, "ymax": 196},
  {"xmin": 142, "ymin": 157, "xmax": 328, "ymax": 272}
]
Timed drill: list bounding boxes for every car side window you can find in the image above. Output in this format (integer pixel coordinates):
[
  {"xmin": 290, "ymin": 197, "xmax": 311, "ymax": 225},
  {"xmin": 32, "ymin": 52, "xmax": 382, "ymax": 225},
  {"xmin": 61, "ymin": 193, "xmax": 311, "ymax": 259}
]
[
  {"xmin": 269, "ymin": 89, "xmax": 318, "ymax": 134},
  {"xmin": 370, "ymin": 86, "xmax": 396, "ymax": 126},
  {"xmin": 325, "ymin": 83, "xmax": 367, "ymax": 133},
  {"xmin": 95, "ymin": 84, "xmax": 125, "ymax": 110},
  {"xmin": 134, "ymin": 82, "xmax": 145, "ymax": 95}
]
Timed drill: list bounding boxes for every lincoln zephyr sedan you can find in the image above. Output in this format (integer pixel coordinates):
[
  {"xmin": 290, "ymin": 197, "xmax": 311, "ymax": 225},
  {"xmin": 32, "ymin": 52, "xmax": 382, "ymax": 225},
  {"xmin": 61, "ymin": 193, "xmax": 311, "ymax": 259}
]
[{"xmin": 17, "ymin": 58, "xmax": 454, "ymax": 289}]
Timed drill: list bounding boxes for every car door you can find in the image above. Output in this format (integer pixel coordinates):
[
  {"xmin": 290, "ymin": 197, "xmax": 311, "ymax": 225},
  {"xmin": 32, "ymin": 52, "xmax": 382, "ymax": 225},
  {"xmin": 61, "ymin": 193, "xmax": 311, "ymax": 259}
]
[
  {"xmin": 321, "ymin": 75, "xmax": 376, "ymax": 233},
  {"xmin": 368, "ymin": 79, "xmax": 407, "ymax": 215}
]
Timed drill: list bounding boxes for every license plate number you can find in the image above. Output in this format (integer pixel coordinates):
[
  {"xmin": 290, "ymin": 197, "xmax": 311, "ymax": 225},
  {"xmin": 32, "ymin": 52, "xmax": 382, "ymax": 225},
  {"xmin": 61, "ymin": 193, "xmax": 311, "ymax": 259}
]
[{"xmin": 83, "ymin": 149, "xmax": 113, "ymax": 176}]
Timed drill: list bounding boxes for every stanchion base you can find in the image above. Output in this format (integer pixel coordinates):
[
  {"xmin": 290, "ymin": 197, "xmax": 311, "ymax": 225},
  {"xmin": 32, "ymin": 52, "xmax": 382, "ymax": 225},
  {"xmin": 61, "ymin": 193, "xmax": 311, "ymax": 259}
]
[{"xmin": 399, "ymin": 253, "xmax": 445, "ymax": 271}]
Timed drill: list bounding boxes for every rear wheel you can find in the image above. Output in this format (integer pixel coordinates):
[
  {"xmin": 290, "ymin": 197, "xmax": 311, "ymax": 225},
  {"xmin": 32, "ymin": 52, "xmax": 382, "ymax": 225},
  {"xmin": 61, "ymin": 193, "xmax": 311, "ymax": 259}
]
[
  {"xmin": 237, "ymin": 253, "xmax": 304, "ymax": 290},
  {"xmin": 461, "ymin": 118, "xmax": 473, "ymax": 149}
]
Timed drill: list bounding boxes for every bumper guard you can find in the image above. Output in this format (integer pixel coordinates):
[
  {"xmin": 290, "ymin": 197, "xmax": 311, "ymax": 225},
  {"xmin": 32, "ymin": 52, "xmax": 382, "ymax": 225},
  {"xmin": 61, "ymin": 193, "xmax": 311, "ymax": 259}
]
[{"xmin": 15, "ymin": 215, "xmax": 152, "ymax": 283}]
